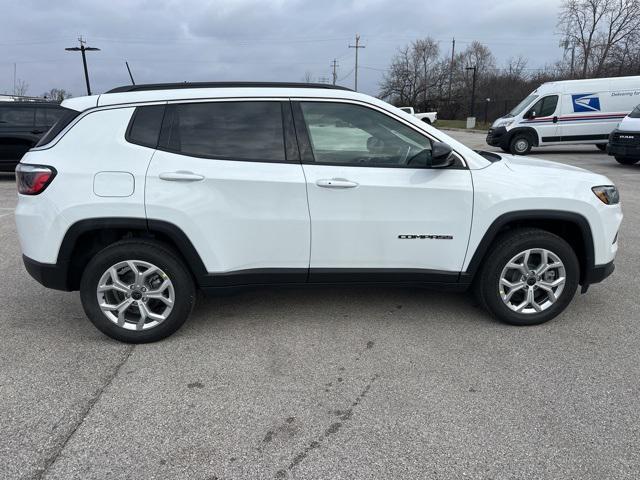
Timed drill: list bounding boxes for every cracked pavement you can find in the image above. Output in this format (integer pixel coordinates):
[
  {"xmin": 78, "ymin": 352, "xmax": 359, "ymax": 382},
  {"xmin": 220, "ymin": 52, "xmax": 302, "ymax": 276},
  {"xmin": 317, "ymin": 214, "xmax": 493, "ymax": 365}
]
[{"xmin": 1, "ymin": 130, "xmax": 639, "ymax": 479}]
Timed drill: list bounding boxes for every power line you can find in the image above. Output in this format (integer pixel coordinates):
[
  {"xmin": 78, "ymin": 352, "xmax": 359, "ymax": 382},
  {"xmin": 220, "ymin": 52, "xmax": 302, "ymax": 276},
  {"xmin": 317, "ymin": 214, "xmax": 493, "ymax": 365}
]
[{"xmin": 338, "ymin": 67, "xmax": 355, "ymax": 82}]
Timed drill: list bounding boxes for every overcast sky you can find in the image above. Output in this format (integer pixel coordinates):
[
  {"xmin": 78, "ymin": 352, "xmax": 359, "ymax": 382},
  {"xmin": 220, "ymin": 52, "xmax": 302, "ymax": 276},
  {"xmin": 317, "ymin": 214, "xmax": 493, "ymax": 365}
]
[{"xmin": 1, "ymin": 0, "xmax": 564, "ymax": 97}]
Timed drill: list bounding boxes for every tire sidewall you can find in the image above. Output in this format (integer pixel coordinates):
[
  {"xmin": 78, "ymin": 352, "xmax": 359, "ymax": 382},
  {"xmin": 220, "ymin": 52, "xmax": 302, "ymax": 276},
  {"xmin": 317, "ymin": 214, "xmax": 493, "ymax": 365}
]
[
  {"xmin": 509, "ymin": 134, "xmax": 532, "ymax": 155},
  {"xmin": 614, "ymin": 156, "xmax": 640, "ymax": 165},
  {"xmin": 481, "ymin": 233, "xmax": 579, "ymax": 326},
  {"xmin": 80, "ymin": 241, "xmax": 195, "ymax": 343}
]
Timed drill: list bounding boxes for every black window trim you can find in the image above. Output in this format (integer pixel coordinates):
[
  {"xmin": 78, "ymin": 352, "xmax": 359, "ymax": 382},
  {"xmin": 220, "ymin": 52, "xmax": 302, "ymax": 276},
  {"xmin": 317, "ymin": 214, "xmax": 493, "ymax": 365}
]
[
  {"xmin": 291, "ymin": 99, "xmax": 468, "ymax": 170},
  {"xmin": 155, "ymin": 99, "xmax": 295, "ymax": 164}
]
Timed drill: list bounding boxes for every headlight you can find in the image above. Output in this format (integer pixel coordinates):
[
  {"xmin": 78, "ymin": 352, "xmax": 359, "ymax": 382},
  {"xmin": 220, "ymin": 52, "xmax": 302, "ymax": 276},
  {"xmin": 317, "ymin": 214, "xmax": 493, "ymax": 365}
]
[
  {"xmin": 492, "ymin": 118, "xmax": 513, "ymax": 128},
  {"xmin": 592, "ymin": 185, "xmax": 620, "ymax": 205}
]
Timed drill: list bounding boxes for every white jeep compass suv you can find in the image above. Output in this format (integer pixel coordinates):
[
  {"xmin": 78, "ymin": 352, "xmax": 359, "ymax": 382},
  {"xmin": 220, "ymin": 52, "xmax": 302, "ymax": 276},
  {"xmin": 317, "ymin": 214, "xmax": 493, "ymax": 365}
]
[{"xmin": 15, "ymin": 82, "xmax": 622, "ymax": 343}]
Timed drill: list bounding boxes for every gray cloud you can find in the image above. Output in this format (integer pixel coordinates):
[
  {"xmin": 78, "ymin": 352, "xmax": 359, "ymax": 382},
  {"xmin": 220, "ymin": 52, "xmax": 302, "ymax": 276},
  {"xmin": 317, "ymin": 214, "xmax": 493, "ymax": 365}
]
[{"xmin": 1, "ymin": 0, "xmax": 563, "ymax": 97}]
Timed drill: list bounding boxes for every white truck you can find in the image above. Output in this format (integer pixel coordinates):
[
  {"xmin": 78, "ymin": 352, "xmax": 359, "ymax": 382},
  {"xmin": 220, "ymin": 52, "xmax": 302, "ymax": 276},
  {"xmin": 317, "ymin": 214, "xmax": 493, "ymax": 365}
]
[{"xmin": 399, "ymin": 106, "xmax": 437, "ymax": 124}]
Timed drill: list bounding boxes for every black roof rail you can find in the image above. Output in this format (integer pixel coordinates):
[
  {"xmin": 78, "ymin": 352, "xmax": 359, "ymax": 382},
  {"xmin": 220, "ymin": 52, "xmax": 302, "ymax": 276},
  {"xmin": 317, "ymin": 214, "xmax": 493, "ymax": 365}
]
[{"xmin": 106, "ymin": 82, "xmax": 353, "ymax": 94}]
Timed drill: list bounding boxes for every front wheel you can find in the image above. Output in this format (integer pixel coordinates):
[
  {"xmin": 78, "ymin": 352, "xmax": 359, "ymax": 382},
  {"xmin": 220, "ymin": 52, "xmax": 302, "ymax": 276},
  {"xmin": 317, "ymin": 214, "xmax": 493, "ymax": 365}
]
[
  {"xmin": 615, "ymin": 156, "xmax": 640, "ymax": 165},
  {"xmin": 80, "ymin": 239, "xmax": 196, "ymax": 343},
  {"xmin": 509, "ymin": 134, "xmax": 532, "ymax": 155},
  {"xmin": 476, "ymin": 228, "xmax": 579, "ymax": 326}
]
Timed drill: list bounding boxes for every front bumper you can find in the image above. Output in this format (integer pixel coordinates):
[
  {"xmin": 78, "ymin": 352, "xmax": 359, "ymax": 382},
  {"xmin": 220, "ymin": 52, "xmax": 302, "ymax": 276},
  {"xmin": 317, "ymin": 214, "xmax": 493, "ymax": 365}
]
[
  {"xmin": 486, "ymin": 126, "xmax": 509, "ymax": 148},
  {"xmin": 23, "ymin": 255, "xmax": 72, "ymax": 291},
  {"xmin": 581, "ymin": 260, "xmax": 615, "ymax": 293},
  {"xmin": 607, "ymin": 129, "xmax": 640, "ymax": 158}
]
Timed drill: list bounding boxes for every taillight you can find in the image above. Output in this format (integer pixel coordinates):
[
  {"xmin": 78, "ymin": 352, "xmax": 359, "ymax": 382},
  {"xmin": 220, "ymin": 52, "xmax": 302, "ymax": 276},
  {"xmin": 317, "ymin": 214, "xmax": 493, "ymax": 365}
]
[{"xmin": 15, "ymin": 164, "xmax": 57, "ymax": 195}]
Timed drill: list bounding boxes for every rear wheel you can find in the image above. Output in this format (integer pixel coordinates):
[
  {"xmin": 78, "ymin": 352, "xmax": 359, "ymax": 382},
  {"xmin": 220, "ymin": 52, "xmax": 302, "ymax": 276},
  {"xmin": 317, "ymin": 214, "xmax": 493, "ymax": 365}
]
[
  {"xmin": 509, "ymin": 134, "xmax": 532, "ymax": 155},
  {"xmin": 476, "ymin": 228, "xmax": 579, "ymax": 326},
  {"xmin": 80, "ymin": 240, "xmax": 195, "ymax": 343},
  {"xmin": 596, "ymin": 144, "xmax": 607, "ymax": 152},
  {"xmin": 614, "ymin": 156, "xmax": 640, "ymax": 165}
]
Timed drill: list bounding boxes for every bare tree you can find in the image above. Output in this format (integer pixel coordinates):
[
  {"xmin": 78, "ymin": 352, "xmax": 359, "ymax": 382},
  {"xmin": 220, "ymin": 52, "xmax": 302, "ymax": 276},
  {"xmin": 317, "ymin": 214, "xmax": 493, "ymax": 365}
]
[
  {"xmin": 13, "ymin": 79, "xmax": 29, "ymax": 96},
  {"xmin": 42, "ymin": 88, "xmax": 72, "ymax": 101},
  {"xmin": 302, "ymin": 71, "xmax": 314, "ymax": 83},
  {"xmin": 379, "ymin": 37, "xmax": 444, "ymax": 108},
  {"xmin": 559, "ymin": 0, "xmax": 640, "ymax": 77}
]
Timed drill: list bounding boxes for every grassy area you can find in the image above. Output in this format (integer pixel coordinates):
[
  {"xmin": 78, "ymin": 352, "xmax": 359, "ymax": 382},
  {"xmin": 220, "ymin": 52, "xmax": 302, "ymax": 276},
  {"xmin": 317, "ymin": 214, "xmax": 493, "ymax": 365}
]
[{"xmin": 436, "ymin": 119, "xmax": 491, "ymax": 131}]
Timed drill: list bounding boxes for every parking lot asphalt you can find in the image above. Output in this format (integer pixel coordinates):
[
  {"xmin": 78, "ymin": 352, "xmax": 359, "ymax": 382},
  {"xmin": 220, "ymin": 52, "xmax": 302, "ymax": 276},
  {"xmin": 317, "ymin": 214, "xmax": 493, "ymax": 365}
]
[{"xmin": 1, "ymin": 129, "xmax": 638, "ymax": 480}]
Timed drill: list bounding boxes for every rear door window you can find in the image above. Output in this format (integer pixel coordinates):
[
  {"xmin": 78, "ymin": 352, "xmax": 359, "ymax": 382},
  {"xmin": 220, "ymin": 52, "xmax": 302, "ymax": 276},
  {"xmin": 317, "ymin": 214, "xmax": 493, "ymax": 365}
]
[{"xmin": 160, "ymin": 101, "xmax": 286, "ymax": 162}]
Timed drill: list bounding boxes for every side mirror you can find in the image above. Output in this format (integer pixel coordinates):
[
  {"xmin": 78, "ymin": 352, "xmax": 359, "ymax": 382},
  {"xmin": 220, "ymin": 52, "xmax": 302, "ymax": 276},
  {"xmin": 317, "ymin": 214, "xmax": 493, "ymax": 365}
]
[
  {"xmin": 429, "ymin": 141, "xmax": 455, "ymax": 168},
  {"xmin": 525, "ymin": 110, "xmax": 536, "ymax": 119}
]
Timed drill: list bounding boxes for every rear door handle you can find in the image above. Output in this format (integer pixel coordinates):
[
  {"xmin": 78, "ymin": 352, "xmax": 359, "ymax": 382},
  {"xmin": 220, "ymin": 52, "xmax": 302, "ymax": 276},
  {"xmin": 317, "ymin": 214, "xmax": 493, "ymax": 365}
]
[
  {"xmin": 316, "ymin": 178, "xmax": 358, "ymax": 189},
  {"xmin": 31, "ymin": 129, "xmax": 44, "ymax": 134},
  {"xmin": 159, "ymin": 171, "xmax": 205, "ymax": 182},
  {"xmin": 552, "ymin": 116, "xmax": 558, "ymax": 124}
]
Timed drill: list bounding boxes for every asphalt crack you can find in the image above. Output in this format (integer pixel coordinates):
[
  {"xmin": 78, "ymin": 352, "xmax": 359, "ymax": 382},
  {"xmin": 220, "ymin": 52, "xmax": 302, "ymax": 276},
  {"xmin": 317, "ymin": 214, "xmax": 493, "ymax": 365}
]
[
  {"xmin": 274, "ymin": 372, "xmax": 380, "ymax": 479},
  {"xmin": 33, "ymin": 345, "xmax": 135, "ymax": 480}
]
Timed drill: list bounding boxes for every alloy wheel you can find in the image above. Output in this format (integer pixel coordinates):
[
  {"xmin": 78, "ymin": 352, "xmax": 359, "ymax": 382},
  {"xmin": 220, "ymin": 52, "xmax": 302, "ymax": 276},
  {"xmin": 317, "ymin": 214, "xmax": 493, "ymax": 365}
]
[
  {"xmin": 96, "ymin": 260, "xmax": 175, "ymax": 331},
  {"xmin": 498, "ymin": 248, "xmax": 566, "ymax": 314}
]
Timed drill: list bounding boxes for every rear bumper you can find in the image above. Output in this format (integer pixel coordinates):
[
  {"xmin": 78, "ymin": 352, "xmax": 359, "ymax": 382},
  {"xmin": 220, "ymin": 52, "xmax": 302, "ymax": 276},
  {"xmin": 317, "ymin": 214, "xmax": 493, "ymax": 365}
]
[
  {"xmin": 23, "ymin": 255, "xmax": 72, "ymax": 291},
  {"xmin": 486, "ymin": 126, "xmax": 509, "ymax": 148}
]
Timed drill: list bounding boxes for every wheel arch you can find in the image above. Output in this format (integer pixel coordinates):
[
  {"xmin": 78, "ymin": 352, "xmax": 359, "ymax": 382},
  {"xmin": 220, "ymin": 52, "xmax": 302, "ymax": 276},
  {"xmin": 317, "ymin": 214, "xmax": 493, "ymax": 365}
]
[
  {"xmin": 462, "ymin": 210, "xmax": 594, "ymax": 285},
  {"xmin": 58, "ymin": 218, "xmax": 207, "ymax": 291},
  {"xmin": 507, "ymin": 127, "xmax": 540, "ymax": 147}
]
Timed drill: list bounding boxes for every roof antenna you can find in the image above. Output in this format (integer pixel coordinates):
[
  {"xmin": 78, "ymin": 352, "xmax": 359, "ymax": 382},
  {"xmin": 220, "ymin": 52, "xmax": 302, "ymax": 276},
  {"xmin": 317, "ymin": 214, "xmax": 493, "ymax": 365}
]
[{"xmin": 125, "ymin": 61, "xmax": 135, "ymax": 85}]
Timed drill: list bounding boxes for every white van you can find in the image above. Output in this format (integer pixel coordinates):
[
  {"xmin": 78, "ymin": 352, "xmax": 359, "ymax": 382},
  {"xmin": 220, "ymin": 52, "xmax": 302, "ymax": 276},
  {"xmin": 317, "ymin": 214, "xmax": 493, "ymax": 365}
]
[{"xmin": 487, "ymin": 75, "xmax": 640, "ymax": 155}]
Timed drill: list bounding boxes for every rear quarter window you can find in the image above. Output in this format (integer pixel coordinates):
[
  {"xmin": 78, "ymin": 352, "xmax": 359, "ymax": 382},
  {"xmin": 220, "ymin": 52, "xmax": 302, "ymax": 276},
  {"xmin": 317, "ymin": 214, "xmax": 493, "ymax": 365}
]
[
  {"xmin": 126, "ymin": 104, "xmax": 166, "ymax": 148},
  {"xmin": 35, "ymin": 108, "xmax": 81, "ymax": 147}
]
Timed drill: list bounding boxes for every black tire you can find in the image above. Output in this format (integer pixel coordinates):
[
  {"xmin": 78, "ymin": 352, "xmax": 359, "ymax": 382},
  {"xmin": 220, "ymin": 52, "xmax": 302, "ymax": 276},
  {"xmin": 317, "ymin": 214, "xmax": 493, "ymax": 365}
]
[
  {"xmin": 509, "ymin": 134, "xmax": 532, "ymax": 155},
  {"xmin": 614, "ymin": 155, "xmax": 640, "ymax": 165},
  {"xmin": 500, "ymin": 146, "xmax": 511, "ymax": 153},
  {"xmin": 475, "ymin": 228, "xmax": 579, "ymax": 326},
  {"xmin": 422, "ymin": 118, "xmax": 432, "ymax": 125},
  {"xmin": 596, "ymin": 144, "xmax": 607, "ymax": 152},
  {"xmin": 80, "ymin": 239, "xmax": 196, "ymax": 343}
]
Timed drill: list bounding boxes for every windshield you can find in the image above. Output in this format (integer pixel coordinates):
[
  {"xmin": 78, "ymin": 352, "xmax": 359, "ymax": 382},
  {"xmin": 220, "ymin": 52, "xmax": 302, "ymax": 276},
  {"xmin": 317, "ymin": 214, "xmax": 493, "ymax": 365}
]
[
  {"xmin": 629, "ymin": 105, "xmax": 640, "ymax": 118},
  {"xmin": 508, "ymin": 94, "xmax": 539, "ymax": 117}
]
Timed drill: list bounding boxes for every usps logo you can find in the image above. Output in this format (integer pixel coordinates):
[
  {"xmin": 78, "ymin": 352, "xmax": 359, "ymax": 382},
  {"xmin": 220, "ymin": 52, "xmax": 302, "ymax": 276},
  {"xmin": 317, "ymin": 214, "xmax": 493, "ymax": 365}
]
[{"xmin": 572, "ymin": 93, "xmax": 601, "ymax": 112}]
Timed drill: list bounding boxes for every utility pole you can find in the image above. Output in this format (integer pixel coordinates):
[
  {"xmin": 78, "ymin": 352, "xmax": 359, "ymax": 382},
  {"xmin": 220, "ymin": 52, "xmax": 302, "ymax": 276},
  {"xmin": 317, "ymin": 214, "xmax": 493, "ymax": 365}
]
[
  {"xmin": 331, "ymin": 59, "xmax": 339, "ymax": 85},
  {"xmin": 569, "ymin": 43, "xmax": 575, "ymax": 77},
  {"xmin": 13, "ymin": 63, "xmax": 16, "ymax": 96},
  {"xmin": 466, "ymin": 65, "xmax": 477, "ymax": 117},
  {"xmin": 125, "ymin": 61, "xmax": 135, "ymax": 85},
  {"xmin": 65, "ymin": 36, "xmax": 100, "ymax": 96},
  {"xmin": 447, "ymin": 37, "xmax": 455, "ymax": 104},
  {"xmin": 349, "ymin": 34, "xmax": 365, "ymax": 91}
]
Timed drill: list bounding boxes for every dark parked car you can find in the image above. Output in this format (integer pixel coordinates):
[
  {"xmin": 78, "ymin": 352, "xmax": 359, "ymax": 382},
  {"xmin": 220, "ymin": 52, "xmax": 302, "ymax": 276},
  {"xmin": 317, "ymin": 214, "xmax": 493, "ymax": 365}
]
[{"xmin": 0, "ymin": 102, "xmax": 69, "ymax": 172}]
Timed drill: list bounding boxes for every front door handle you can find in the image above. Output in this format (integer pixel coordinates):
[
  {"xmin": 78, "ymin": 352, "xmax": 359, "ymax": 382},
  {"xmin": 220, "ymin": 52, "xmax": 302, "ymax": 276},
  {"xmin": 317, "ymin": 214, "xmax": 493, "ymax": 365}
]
[
  {"xmin": 159, "ymin": 171, "xmax": 205, "ymax": 182},
  {"xmin": 31, "ymin": 129, "xmax": 44, "ymax": 134},
  {"xmin": 316, "ymin": 178, "xmax": 359, "ymax": 189}
]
